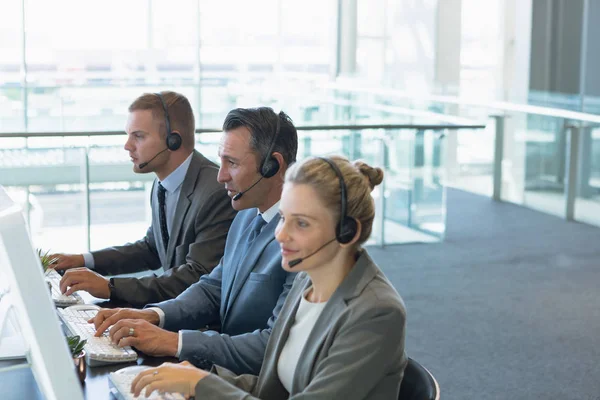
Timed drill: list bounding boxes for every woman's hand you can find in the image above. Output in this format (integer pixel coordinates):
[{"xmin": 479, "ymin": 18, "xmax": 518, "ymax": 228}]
[{"xmin": 131, "ymin": 361, "xmax": 210, "ymax": 399}]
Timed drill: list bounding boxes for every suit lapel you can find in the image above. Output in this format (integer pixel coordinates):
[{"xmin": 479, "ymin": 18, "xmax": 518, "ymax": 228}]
[
  {"xmin": 224, "ymin": 214, "xmax": 281, "ymax": 321},
  {"xmin": 291, "ymin": 291, "xmax": 347, "ymax": 391},
  {"xmin": 256, "ymin": 275, "xmax": 308, "ymax": 397},
  {"xmin": 220, "ymin": 211, "xmax": 254, "ymax": 317},
  {"xmin": 270, "ymin": 278, "xmax": 305, "ymax": 360},
  {"xmin": 292, "ymin": 252, "xmax": 378, "ymax": 392},
  {"xmin": 165, "ymin": 152, "xmax": 200, "ymax": 267}
]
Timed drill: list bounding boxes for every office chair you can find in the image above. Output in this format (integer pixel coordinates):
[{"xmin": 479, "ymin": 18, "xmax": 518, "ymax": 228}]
[{"xmin": 398, "ymin": 358, "xmax": 440, "ymax": 400}]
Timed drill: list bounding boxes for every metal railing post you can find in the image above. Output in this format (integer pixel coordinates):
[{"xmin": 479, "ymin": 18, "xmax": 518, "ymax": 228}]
[
  {"xmin": 565, "ymin": 125, "xmax": 581, "ymax": 221},
  {"xmin": 491, "ymin": 115, "xmax": 505, "ymax": 201},
  {"xmin": 81, "ymin": 148, "xmax": 91, "ymax": 251},
  {"xmin": 376, "ymin": 136, "xmax": 386, "ymax": 247}
]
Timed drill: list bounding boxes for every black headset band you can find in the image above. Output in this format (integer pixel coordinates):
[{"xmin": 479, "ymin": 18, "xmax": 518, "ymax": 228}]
[
  {"xmin": 155, "ymin": 93, "xmax": 172, "ymax": 136},
  {"xmin": 317, "ymin": 157, "xmax": 348, "ymax": 228},
  {"xmin": 262, "ymin": 113, "xmax": 281, "ymax": 170}
]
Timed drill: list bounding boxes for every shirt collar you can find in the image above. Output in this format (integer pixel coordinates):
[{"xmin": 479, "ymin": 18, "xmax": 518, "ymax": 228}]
[
  {"xmin": 259, "ymin": 200, "xmax": 280, "ymax": 224},
  {"xmin": 159, "ymin": 153, "xmax": 193, "ymax": 193}
]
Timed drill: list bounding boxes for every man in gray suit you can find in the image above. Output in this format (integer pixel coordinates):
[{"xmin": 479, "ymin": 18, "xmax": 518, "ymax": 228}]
[
  {"xmin": 52, "ymin": 91, "xmax": 236, "ymax": 307},
  {"xmin": 91, "ymin": 107, "xmax": 298, "ymax": 375}
]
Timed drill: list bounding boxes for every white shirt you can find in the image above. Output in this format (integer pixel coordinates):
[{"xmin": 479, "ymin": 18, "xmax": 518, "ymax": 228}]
[
  {"xmin": 277, "ymin": 288, "xmax": 328, "ymax": 392},
  {"xmin": 259, "ymin": 199, "xmax": 280, "ymax": 225},
  {"xmin": 156, "ymin": 152, "xmax": 194, "ymax": 236},
  {"xmin": 83, "ymin": 153, "xmax": 194, "ymax": 268}
]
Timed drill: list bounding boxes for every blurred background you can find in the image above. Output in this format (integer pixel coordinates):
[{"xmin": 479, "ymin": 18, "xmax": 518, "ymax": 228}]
[{"xmin": 1, "ymin": 0, "xmax": 599, "ymax": 252}]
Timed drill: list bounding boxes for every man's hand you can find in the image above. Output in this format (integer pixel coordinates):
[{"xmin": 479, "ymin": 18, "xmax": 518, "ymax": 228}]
[
  {"xmin": 131, "ymin": 361, "xmax": 209, "ymax": 398},
  {"xmin": 109, "ymin": 319, "xmax": 178, "ymax": 357},
  {"xmin": 91, "ymin": 308, "xmax": 160, "ymax": 336},
  {"xmin": 48, "ymin": 253, "xmax": 85, "ymax": 271},
  {"xmin": 59, "ymin": 268, "xmax": 110, "ymax": 298}
]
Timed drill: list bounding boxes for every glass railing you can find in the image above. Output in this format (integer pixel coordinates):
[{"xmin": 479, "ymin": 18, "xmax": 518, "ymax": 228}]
[
  {"xmin": 324, "ymin": 81, "xmax": 600, "ymax": 227},
  {"xmin": 0, "ymin": 123, "xmax": 485, "ymax": 252}
]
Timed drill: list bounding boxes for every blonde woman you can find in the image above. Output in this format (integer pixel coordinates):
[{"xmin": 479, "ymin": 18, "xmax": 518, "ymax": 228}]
[{"xmin": 131, "ymin": 156, "xmax": 407, "ymax": 399}]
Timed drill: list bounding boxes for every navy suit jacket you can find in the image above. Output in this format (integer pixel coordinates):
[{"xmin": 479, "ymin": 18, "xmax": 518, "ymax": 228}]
[{"xmin": 151, "ymin": 208, "xmax": 295, "ymax": 375}]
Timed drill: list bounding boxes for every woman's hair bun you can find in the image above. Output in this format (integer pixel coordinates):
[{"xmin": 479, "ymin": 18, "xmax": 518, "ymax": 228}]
[{"xmin": 353, "ymin": 161, "xmax": 384, "ymax": 190}]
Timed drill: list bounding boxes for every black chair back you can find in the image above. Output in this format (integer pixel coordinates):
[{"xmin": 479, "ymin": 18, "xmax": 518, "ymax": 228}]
[{"xmin": 398, "ymin": 358, "xmax": 439, "ymax": 400}]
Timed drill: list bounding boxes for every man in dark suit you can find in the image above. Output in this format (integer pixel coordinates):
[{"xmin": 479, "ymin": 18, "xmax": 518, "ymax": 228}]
[
  {"xmin": 91, "ymin": 107, "xmax": 298, "ymax": 375},
  {"xmin": 51, "ymin": 91, "xmax": 236, "ymax": 307}
]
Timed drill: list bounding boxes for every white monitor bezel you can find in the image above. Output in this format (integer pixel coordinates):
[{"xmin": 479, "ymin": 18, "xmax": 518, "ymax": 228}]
[{"xmin": 0, "ymin": 189, "xmax": 83, "ymax": 400}]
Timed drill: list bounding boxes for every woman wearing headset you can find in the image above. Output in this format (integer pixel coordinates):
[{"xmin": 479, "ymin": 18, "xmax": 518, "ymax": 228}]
[{"xmin": 131, "ymin": 156, "xmax": 407, "ymax": 399}]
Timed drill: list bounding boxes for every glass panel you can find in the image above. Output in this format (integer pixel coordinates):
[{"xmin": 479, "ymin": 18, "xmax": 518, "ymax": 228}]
[
  {"xmin": 574, "ymin": 126, "xmax": 600, "ymax": 226},
  {"xmin": 0, "ymin": 138, "xmax": 89, "ymax": 251},
  {"xmin": 460, "ymin": 0, "xmax": 503, "ymax": 101},
  {"xmin": 0, "ymin": 0, "xmax": 23, "ymax": 132},
  {"xmin": 384, "ymin": 129, "xmax": 445, "ymax": 244},
  {"xmin": 519, "ymin": 114, "xmax": 568, "ymax": 218},
  {"xmin": 86, "ymin": 138, "xmax": 152, "ymax": 250},
  {"xmin": 0, "ymin": 127, "xmax": 447, "ymax": 249},
  {"xmin": 449, "ymin": 124, "xmax": 495, "ymax": 197}
]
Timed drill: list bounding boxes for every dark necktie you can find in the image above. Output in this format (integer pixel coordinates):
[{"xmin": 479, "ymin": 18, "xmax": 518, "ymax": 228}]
[
  {"xmin": 158, "ymin": 182, "xmax": 169, "ymax": 251},
  {"xmin": 247, "ymin": 214, "xmax": 267, "ymax": 244}
]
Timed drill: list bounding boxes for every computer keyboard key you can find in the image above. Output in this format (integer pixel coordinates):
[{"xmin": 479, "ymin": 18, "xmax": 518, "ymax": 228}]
[{"xmin": 58, "ymin": 305, "xmax": 138, "ymax": 367}]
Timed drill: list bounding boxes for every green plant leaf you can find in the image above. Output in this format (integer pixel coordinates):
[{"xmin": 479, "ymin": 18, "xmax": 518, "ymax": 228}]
[
  {"xmin": 66, "ymin": 335, "xmax": 86, "ymax": 357},
  {"xmin": 37, "ymin": 248, "xmax": 57, "ymax": 272}
]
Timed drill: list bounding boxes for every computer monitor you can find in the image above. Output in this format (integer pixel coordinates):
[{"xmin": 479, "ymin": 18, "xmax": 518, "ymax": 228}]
[{"xmin": 0, "ymin": 186, "xmax": 84, "ymax": 400}]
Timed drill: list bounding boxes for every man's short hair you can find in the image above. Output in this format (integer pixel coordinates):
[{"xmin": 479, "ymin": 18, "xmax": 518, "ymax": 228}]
[
  {"xmin": 222, "ymin": 107, "xmax": 298, "ymax": 168},
  {"xmin": 129, "ymin": 91, "xmax": 195, "ymax": 149}
]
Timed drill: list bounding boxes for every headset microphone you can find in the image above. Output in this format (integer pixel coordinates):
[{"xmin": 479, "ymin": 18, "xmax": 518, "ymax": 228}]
[
  {"xmin": 138, "ymin": 148, "xmax": 169, "ymax": 169},
  {"xmin": 288, "ymin": 238, "xmax": 337, "ymax": 268},
  {"xmin": 232, "ymin": 176, "xmax": 265, "ymax": 201}
]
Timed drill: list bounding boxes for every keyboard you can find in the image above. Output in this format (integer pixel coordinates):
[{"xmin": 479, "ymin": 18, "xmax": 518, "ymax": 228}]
[
  {"xmin": 57, "ymin": 304, "xmax": 138, "ymax": 367},
  {"xmin": 45, "ymin": 268, "xmax": 84, "ymax": 307},
  {"xmin": 109, "ymin": 365, "xmax": 186, "ymax": 400}
]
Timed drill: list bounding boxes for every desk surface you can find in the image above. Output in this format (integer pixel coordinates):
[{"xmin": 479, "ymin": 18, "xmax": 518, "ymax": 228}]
[
  {"xmin": 0, "ymin": 293, "xmax": 176, "ymax": 400},
  {"xmin": 1, "ymin": 354, "xmax": 176, "ymax": 400}
]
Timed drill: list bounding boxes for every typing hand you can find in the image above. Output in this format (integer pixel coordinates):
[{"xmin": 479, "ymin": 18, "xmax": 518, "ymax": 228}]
[
  {"xmin": 47, "ymin": 253, "xmax": 85, "ymax": 271},
  {"xmin": 92, "ymin": 308, "xmax": 160, "ymax": 336},
  {"xmin": 109, "ymin": 319, "xmax": 178, "ymax": 357},
  {"xmin": 131, "ymin": 361, "xmax": 209, "ymax": 399},
  {"xmin": 59, "ymin": 268, "xmax": 110, "ymax": 298}
]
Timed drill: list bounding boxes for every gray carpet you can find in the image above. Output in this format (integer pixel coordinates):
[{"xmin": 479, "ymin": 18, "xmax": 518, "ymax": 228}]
[{"xmin": 367, "ymin": 188, "xmax": 600, "ymax": 400}]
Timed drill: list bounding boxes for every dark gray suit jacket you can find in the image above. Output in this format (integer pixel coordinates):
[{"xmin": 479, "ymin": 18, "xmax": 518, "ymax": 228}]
[
  {"xmin": 150, "ymin": 208, "xmax": 296, "ymax": 375},
  {"xmin": 92, "ymin": 150, "xmax": 236, "ymax": 307},
  {"xmin": 194, "ymin": 250, "xmax": 407, "ymax": 400}
]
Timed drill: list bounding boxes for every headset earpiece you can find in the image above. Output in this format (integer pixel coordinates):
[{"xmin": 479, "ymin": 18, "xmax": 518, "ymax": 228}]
[
  {"xmin": 318, "ymin": 157, "xmax": 358, "ymax": 244},
  {"xmin": 259, "ymin": 113, "xmax": 281, "ymax": 178},
  {"xmin": 166, "ymin": 132, "xmax": 182, "ymax": 151},
  {"xmin": 337, "ymin": 216, "xmax": 358, "ymax": 244},
  {"xmin": 156, "ymin": 92, "xmax": 182, "ymax": 152},
  {"xmin": 261, "ymin": 156, "xmax": 280, "ymax": 178}
]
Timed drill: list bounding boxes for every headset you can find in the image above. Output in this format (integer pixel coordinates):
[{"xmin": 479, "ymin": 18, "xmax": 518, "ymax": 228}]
[
  {"xmin": 155, "ymin": 92, "xmax": 182, "ymax": 151},
  {"xmin": 318, "ymin": 157, "xmax": 358, "ymax": 244},
  {"xmin": 259, "ymin": 113, "xmax": 281, "ymax": 178},
  {"xmin": 231, "ymin": 112, "xmax": 283, "ymax": 201}
]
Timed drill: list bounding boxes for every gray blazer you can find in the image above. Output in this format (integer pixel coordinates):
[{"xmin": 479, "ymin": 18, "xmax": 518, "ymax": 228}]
[
  {"xmin": 195, "ymin": 250, "xmax": 407, "ymax": 400},
  {"xmin": 150, "ymin": 208, "xmax": 296, "ymax": 375},
  {"xmin": 92, "ymin": 150, "xmax": 236, "ymax": 307}
]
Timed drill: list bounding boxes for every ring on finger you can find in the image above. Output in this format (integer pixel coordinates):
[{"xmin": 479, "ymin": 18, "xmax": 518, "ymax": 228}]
[{"xmin": 129, "ymin": 327, "xmax": 135, "ymax": 337}]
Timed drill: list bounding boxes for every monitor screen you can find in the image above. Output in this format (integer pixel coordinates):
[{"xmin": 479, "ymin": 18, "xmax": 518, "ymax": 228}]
[{"xmin": 0, "ymin": 186, "xmax": 83, "ymax": 400}]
